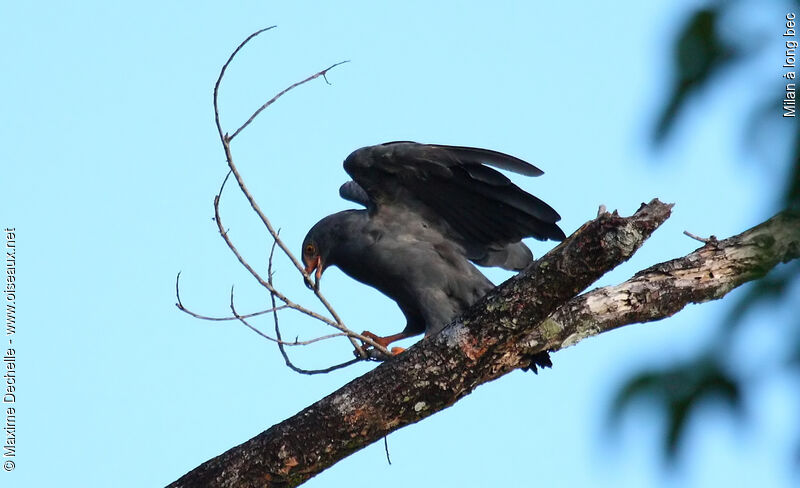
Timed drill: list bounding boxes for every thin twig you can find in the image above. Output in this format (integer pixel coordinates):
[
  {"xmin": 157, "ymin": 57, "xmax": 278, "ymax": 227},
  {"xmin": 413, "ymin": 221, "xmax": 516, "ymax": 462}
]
[
  {"xmin": 229, "ymin": 286, "xmax": 347, "ymax": 346},
  {"xmin": 179, "ymin": 304, "xmax": 289, "ymax": 322},
  {"xmin": 213, "ymin": 170, "xmax": 390, "ymax": 356},
  {"xmin": 175, "ymin": 271, "xmax": 288, "ymax": 321},
  {"xmin": 212, "ymin": 177, "xmax": 330, "ymax": 324},
  {"xmin": 384, "ymin": 436, "xmax": 392, "ymax": 465},
  {"xmin": 229, "ymin": 60, "xmax": 350, "ymax": 141},
  {"xmin": 220, "ymin": 75, "xmax": 353, "ymax": 325},
  {"xmin": 267, "ymin": 238, "xmax": 363, "ymax": 374},
  {"xmin": 211, "ymin": 27, "xmax": 371, "ymax": 358},
  {"xmin": 683, "ymin": 230, "xmax": 719, "ymax": 245},
  {"xmin": 213, "ymin": 26, "xmax": 276, "ymax": 148}
]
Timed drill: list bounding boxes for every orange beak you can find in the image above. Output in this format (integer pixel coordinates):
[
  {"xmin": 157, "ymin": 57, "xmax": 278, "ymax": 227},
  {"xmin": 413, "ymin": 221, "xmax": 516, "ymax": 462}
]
[{"xmin": 304, "ymin": 255, "xmax": 323, "ymax": 290}]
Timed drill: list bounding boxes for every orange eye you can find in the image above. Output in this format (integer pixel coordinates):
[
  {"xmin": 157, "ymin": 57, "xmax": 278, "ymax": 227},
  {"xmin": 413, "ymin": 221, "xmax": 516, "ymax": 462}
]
[{"xmin": 304, "ymin": 244, "xmax": 315, "ymax": 255}]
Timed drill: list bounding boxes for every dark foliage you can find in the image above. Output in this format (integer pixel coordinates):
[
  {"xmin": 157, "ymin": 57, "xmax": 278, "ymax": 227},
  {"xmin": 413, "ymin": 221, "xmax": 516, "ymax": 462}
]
[
  {"xmin": 610, "ymin": 355, "xmax": 743, "ymax": 461},
  {"xmin": 610, "ymin": 0, "xmax": 800, "ymax": 466}
]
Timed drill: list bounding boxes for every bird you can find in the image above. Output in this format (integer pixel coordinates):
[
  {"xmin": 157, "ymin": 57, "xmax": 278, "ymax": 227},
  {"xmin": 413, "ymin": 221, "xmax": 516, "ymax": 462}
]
[{"xmin": 301, "ymin": 141, "xmax": 566, "ymax": 356}]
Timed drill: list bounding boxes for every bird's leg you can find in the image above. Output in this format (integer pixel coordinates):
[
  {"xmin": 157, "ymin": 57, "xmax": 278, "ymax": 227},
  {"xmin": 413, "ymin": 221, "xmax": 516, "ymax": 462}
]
[{"xmin": 360, "ymin": 331, "xmax": 409, "ymax": 355}]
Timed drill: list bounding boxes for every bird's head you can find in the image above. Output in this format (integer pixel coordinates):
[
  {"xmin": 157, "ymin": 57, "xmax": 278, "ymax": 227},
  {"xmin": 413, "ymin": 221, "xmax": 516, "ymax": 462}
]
[
  {"xmin": 301, "ymin": 210, "xmax": 367, "ymax": 291},
  {"xmin": 301, "ymin": 233, "xmax": 325, "ymax": 291},
  {"xmin": 301, "ymin": 217, "xmax": 338, "ymax": 291}
]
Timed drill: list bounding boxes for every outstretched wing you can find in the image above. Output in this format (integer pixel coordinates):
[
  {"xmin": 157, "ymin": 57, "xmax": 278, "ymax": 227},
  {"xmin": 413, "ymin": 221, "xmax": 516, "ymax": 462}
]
[{"xmin": 341, "ymin": 142, "xmax": 566, "ymax": 270}]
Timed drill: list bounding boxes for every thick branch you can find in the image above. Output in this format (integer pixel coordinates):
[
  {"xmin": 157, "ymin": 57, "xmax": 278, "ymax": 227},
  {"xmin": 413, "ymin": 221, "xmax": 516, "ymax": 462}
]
[
  {"xmin": 169, "ymin": 199, "xmax": 673, "ymax": 487},
  {"xmin": 526, "ymin": 209, "xmax": 800, "ymax": 353},
  {"xmin": 169, "ymin": 206, "xmax": 799, "ymax": 488}
]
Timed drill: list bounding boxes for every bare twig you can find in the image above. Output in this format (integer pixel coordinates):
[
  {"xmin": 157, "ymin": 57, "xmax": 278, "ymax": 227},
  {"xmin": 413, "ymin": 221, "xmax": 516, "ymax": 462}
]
[
  {"xmin": 210, "ymin": 27, "xmax": 380, "ymax": 358},
  {"xmin": 213, "ymin": 26, "xmax": 276, "ymax": 148},
  {"xmin": 212, "ymin": 173, "xmax": 390, "ymax": 355},
  {"xmin": 267, "ymin": 235, "xmax": 364, "ymax": 374},
  {"xmin": 229, "ymin": 60, "xmax": 350, "ymax": 141},
  {"xmin": 683, "ymin": 230, "xmax": 719, "ymax": 245},
  {"xmin": 175, "ymin": 271, "xmax": 288, "ymax": 321},
  {"xmin": 228, "ymin": 286, "xmax": 346, "ymax": 346},
  {"xmin": 180, "ymin": 27, "xmax": 390, "ymax": 372}
]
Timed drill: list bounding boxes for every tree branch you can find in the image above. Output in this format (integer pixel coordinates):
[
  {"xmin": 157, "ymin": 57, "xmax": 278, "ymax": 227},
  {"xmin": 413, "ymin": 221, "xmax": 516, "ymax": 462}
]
[
  {"xmin": 526, "ymin": 208, "xmax": 800, "ymax": 354},
  {"xmin": 169, "ymin": 204, "xmax": 798, "ymax": 487},
  {"xmin": 169, "ymin": 200, "xmax": 680, "ymax": 487}
]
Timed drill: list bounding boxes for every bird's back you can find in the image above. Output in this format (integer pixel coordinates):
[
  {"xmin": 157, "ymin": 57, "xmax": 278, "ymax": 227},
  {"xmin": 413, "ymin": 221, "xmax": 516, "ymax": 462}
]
[{"xmin": 326, "ymin": 207, "xmax": 495, "ymax": 337}]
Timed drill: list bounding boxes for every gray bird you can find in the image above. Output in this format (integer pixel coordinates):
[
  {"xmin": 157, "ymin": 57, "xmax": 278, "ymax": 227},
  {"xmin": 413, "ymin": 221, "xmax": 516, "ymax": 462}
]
[{"xmin": 301, "ymin": 142, "xmax": 565, "ymax": 354}]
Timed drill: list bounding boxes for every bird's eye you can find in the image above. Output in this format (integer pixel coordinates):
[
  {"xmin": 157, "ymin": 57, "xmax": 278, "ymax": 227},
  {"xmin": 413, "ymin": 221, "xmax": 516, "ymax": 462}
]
[{"xmin": 304, "ymin": 244, "xmax": 316, "ymax": 255}]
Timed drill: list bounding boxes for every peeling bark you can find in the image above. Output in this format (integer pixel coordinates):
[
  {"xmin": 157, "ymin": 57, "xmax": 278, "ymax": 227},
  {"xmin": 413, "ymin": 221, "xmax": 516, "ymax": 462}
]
[
  {"xmin": 528, "ymin": 209, "xmax": 800, "ymax": 353},
  {"xmin": 168, "ymin": 202, "xmax": 799, "ymax": 488}
]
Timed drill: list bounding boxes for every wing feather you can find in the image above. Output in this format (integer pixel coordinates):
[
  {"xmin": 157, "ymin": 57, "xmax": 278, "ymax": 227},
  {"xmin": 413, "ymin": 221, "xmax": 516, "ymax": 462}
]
[
  {"xmin": 341, "ymin": 142, "xmax": 565, "ymax": 269},
  {"xmin": 339, "ymin": 181, "xmax": 371, "ymax": 207}
]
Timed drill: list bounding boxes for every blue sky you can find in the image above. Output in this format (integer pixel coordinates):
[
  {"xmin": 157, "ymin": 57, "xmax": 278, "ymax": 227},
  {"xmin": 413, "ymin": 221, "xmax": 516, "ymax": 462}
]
[{"xmin": 2, "ymin": 1, "xmax": 797, "ymax": 487}]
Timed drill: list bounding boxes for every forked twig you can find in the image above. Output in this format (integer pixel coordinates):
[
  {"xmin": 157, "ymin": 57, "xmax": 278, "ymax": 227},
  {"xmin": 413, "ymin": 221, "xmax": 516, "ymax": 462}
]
[
  {"xmin": 211, "ymin": 172, "xmax": 389, "ymax": 353},
  {"xmin": 267, "ymin": 238, "xmax": 363, "ymax": 374},
  {"xmin": 213, "ymin": 26, "xmax": 276, "ymax": 148},
  {"xmin": 176, "ymin": 272, "xmax": 288, "ymax": 321},
  {"xmin": 229, "ymin": 286, "xmax": 346, "ymax": 347},
  {"xmin": 229, "ymin": 60, "xmax": 350, "ymax": 141},
  {"xmin": 198, "ymin": 26, "xmax": 393, "ymax": 364},
  {"xmin": 213, "ymin": 28, "xmax": 372, "ymax": 355}
]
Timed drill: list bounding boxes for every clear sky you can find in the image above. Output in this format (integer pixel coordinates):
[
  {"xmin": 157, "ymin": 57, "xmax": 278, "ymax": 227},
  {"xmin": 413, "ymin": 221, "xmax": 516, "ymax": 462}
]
[{"xmin": 2, "ymin": 1, "xmax": 797, "ymax": 487}]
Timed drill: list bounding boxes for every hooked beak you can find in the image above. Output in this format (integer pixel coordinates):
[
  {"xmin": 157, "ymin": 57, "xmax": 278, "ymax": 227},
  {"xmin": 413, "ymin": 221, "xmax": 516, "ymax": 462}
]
[{"xmin": 304, "ymin": 255, "xmax": 323, "ymax": 290}]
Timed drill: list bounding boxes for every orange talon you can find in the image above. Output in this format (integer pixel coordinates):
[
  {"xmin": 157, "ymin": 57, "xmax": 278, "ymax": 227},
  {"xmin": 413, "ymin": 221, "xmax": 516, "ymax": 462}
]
[{"xmin": 360, "ymin": 330, "xmax": 410, "ymax": 352}]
